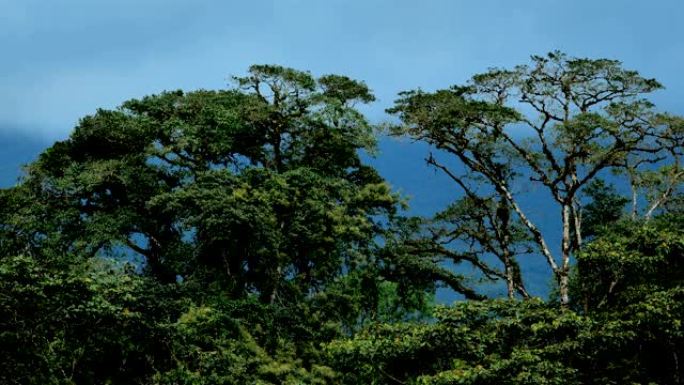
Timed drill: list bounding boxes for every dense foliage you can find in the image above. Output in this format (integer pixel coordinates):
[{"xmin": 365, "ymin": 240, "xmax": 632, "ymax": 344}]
[
  {"xmin": 1, "ymin": 55, "xmax": 682, "ymax": 384},
  {"xmin": 328, "ymin": 214, "xmax": 684, "ymax": 384}
]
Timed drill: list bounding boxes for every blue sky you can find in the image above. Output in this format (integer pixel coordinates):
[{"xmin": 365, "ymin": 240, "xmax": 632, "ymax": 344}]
[
  {"xmin": 2, "ymin": 0, "xmax": 683, "ymax": 297},
  {"xmin": 2, "ymin": 0, "xmax": 684, "ymax": 141}
]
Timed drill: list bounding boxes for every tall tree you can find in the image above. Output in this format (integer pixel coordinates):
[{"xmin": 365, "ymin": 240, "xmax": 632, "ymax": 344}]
[
  {"xmin": 14, "ymin": 64, "xmax": 418, "ymax": 322},
  {"xmin": 388, "ymin": 51, "xmax": 682, "ymax": 305}
]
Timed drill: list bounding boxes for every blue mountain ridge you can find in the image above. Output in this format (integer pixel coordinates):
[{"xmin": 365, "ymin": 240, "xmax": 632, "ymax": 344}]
[{"xmin": 0, "ymin": 132, "xmax": 49, "ymax": 187}]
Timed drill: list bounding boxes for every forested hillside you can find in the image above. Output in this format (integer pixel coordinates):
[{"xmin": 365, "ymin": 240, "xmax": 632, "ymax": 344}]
[{"xmin": 1, "ymin": 53, "xmax": 683, "ymax": 384}]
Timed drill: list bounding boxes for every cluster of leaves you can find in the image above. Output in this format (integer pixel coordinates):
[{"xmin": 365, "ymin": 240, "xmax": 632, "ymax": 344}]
[
  {"xmin": 328, "ymin": 214, "xmax": 684, "ymax": 384},
  {"xmin": 0, "ymin": 249, "xmax": 345, "ymax": 384},
  {"xmin": 0, "ymin": 254, "xmax": 179, "ymax": 385}
]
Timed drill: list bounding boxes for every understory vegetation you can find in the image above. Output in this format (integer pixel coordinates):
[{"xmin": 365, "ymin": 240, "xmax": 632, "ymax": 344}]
[{"xmin": 1, "ymin": 53, "xmax": 683, "ymax": 384}]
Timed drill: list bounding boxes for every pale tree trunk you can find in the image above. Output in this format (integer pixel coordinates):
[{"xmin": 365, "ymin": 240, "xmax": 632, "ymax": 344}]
[
  {"xmin": 645, "ymin": 183, "xmax": 676, "ymax": 220},
  {"xmin": 559, "ymin": 204, "xmax": 572, "ymax": 306},
  {"xmin": 559, "ymin": 272, "xmax": 570, "ymax": 306},
  {"xmin": 572, "ymin": 199, "xmax": 582, "ymax": 249}
]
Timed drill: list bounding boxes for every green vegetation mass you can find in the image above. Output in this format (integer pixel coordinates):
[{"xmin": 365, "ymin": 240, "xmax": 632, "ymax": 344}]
[{"xmin": 1, "ymin": 54, "xmax": 683, "ymax": 384}]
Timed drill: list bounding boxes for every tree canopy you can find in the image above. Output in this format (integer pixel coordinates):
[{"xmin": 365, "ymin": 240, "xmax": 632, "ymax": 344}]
[
  {"xmin": 388, "ymin": 51, "xmax": 683, "ymax": 305},
  {"xmin": 1, "ymin": 55, "xmax": 683, "ymax": 384}
]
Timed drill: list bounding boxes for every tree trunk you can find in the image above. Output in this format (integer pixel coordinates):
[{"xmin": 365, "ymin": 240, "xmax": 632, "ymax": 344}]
[
  {"xmin": 559, "ymin": 204, "xmax": 572, "ymax": 306},
  {"xmin": 558, "ymin": 271, "xmax": 570, "ymax": 306},
  {"xmin": 497, "ymin": 195, "xmax": 516, "ymax": 299}
]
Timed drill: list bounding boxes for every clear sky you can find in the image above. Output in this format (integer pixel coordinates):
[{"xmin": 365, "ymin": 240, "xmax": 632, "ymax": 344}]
[
  {"xmin": 2, "ymin": 0, "xmax": 683, "ymax": 297},
  {"xmin": 2, "ymin": 0, "xmax": 684, "ymax": 141}
]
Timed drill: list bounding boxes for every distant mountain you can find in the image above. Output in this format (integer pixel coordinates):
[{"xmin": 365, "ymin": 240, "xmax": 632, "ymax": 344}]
[{"xmin": 0, "ymin": 132, "xmax": 50, "ymax": 187}]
